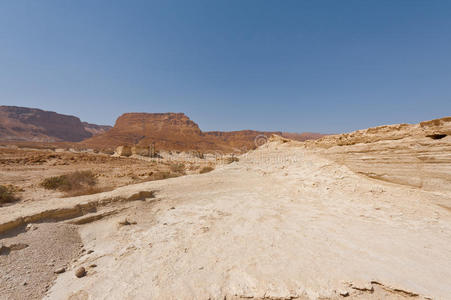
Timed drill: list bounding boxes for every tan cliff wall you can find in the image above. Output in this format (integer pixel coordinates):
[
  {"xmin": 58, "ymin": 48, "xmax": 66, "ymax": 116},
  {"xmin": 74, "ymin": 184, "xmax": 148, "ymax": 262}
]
[{"xmin": 307, "ymin": 117, "xmax": 451, "ymax": 193}]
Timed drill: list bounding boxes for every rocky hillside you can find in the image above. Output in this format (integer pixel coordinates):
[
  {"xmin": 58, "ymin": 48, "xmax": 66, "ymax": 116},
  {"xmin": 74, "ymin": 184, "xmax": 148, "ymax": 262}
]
[
  {"xmin": 82, "ymin": 122, "xmax": 112, "ymax": 137},
  {"xmin": 83, "ymin": 112, "xmax": 324, "ymax": 152},
  {"xmin": 307, "ymin": 116, "xmax": 451, "ymax": 193},
  {"xmin": 0, "ymin": 106, "xmax": 111, "ymax": 142}
]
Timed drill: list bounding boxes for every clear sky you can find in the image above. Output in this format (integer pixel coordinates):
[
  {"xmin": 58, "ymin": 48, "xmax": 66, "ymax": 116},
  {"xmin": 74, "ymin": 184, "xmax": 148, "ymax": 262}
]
[{"xmin": 1, "ymin": 1, "xmax": 450, "ymax": 133}]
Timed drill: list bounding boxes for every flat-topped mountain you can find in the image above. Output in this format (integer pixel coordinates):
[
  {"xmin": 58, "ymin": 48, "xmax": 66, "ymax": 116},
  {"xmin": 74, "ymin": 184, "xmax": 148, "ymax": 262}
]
[
  {"xmin": 83, "ymin": 112, "xmax": 325, "ymax": 151},
  {"xmin": 83, "ymin": 112, "xmax": 274, "ymax": 151},
  {"xmin": 0, "ymin": 106, "xmax": 111, "ymax": 142}
]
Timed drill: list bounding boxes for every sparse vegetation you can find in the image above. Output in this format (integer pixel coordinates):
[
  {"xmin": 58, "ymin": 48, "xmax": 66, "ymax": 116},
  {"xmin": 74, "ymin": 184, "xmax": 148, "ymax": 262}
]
[
  {"xmin": 40, "ymin": 171, "xmax": 98, "ymax": 192},
  {"xmin": 199, "ymin": 166, "xmax": 214, "ymax": 174},
  {"xmin": 150, "ymin": 171, "xmax": 181, "ymax": 181},
  {"xmin": 170, "ymin": 163, "xmax": 186, "ymax": 174},
  {"xmin": 225, "ymin": 156, "xmax": 239, "ymax": 164},
  {"xmin": 0, "ymin": 184, "xmax": 20, "ymax": 204}
]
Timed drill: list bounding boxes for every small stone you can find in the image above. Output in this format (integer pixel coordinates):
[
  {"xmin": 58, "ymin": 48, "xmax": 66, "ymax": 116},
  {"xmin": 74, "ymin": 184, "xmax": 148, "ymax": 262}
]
[
  {"xmin": 22, "ymin": 281, "xmax": 27, "ymax": 286},
  {"xmin": 25, "ymin": 223, "xmax": 38, "ymax": 231},
  {"xmin": 9, "ymin": 243, "xmax": 28, "ymax": 251},
  {"xmin": 170, "ymin": 207, "xmax": 175, "ymax": 210},
  {"xmin": 0, "ymin": 243, "xmax": 10, "ymax": 255},
  {"xmin": 75, "ymin": 267, "xmax": 86, "ymax": 278},
  {"xmin": 87, "ymin": 250, "xmax": 94, "ymax": 254},
  {"xmin": 54, "ymin": 267, "xmax": 65, "ymax": 274},
  {"xmin": 338, "ymin": 289, "xmax": 349, "ymax": 297},
  {"xmin": 89, "ymin": 264, "xmax": 97, "ymax": 268}
]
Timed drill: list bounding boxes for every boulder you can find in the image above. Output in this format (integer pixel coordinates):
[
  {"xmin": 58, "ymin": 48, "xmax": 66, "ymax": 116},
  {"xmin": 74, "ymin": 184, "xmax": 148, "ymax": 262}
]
[{"xmin": 116, "ymin": 146, "xmax": 132, "ymax": 157}]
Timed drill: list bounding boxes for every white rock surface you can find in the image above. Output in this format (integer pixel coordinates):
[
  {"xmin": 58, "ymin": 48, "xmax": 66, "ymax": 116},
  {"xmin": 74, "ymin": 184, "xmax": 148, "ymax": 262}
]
[{"xmin": 40, "ymin": 137, "xmax": 451, "ymax": 299}]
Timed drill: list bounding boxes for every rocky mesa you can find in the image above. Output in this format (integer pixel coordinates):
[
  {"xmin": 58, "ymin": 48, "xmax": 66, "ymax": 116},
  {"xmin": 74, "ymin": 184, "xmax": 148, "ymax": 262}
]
[{"xmin": 83, "ymin": 112, "xmax": 326, "ymax": 152}]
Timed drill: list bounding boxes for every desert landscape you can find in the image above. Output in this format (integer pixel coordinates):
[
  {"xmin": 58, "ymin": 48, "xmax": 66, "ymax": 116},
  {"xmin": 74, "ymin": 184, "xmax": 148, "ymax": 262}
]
[
  {"xmin": 1, "ymin": 108, "xmax": 450, "ymax": 299},
  {"xmin": 2, "ymin": 2, "xmax": 451, "ymax": 299}
]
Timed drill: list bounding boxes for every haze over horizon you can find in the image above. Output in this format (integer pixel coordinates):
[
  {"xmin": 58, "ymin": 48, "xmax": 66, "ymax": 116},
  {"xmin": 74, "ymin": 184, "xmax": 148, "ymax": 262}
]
[{"xmin": 1, "ymin": 1, "xmax": 450, "ymax": 133}]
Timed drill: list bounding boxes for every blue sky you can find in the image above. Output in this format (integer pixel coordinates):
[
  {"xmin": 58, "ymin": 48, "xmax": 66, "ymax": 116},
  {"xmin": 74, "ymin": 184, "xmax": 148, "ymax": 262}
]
[{"xmin": 1, "ymin": 1, "xmax": 450, "ymax": 133}]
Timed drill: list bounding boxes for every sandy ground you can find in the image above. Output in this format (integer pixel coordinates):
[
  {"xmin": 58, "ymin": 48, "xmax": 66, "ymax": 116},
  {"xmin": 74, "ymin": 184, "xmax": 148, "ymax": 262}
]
[
  {"xmin": 0, "ymin": 223, "xmax": 82, "ymax": 300},
  {"xmin": 1, "ymin": 138, "xmax": 451, "ymax": 299},
  {"xmin": 0, "ymin": 147, "xmax": 215, "ymax": 204}
]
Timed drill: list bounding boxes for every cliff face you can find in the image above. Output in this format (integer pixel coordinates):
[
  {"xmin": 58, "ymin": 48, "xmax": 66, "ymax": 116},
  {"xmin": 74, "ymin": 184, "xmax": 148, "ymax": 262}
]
[
  {"xmin": 83, "ymin": 112, "xmax": 323, "ymax": 152},
  {"xmin": 83, "ymin": 113, "xmax": 205, "ymax": 149},
  {"xmin": 0, "ymin": 106, "xmax": 110, "ymax": 142},
  {"xmin": 306, "ymin": 117, "xmax": 451, "ymax": 148}
]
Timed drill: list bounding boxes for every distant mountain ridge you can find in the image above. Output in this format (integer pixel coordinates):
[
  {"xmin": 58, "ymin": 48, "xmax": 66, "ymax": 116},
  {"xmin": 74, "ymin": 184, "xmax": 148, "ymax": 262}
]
[
  {"xmin": 0, "ymin": 106, "xmax": 112, "ymax": 142},
  {"xmin": 0, "ymin": 106, "xmax": 326, "ymax": 150}
]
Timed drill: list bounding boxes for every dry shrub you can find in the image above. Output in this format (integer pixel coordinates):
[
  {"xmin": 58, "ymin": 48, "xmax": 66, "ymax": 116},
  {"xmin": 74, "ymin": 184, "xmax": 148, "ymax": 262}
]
[
  {"xmin": 41, "ymin": 171, "xmax": 97, "ymax": 192},
  {"xmin": 0, "ymin": 185, "xmax": 20, "ymax": 204},
  {"xmin": 199, "ymin": 166, "xmax": 214, "ymax": 174},
  {"xmin": 225, "ymin": 156, "xmax": 239, "ymax": 164},
  {"xmin": 170, "ymin": 163, "xmax": 186, "ymax": 174},
  {"xmin": 151, "ymin": 171, "xmax": 181, "ymax": 180}
]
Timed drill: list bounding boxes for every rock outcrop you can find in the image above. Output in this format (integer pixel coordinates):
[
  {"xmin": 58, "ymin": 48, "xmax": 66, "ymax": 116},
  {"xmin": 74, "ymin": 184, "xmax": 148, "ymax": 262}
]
[
  {"xmin": 307, "ymin": 117, "xmax": 451, "ymax": 193},
  {"xmin": 0, "ymin": 106, "xmax": 111, "ymax": 142},
  {"xmin": 306, "ymin": 117, "xmax": 451, "ymax": 148}
]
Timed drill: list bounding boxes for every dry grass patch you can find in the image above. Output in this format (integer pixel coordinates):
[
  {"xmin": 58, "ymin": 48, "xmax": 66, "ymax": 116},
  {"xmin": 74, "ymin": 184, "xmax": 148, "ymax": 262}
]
[
  {"xmin": 0, "ymin": 185, "xmax": 20, "ymax": 205},
  {"xmin": 41, "ymin": 171, "xmax": 97, "ymax": 191},
  {"xmin": 169, "ymin": 163, "xmax": 186, "ymax": 174},
  {"xmin": 40, "ymin": 171, "xmax": 108, "ymax": 197},
  {"xmin": 149, "ymin": 171, "xmax": 181, "ymax": 181}
]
